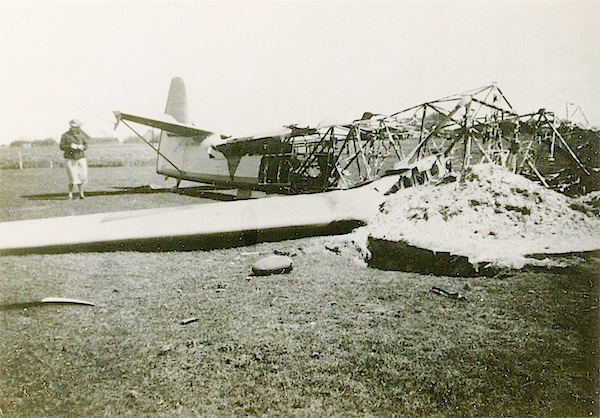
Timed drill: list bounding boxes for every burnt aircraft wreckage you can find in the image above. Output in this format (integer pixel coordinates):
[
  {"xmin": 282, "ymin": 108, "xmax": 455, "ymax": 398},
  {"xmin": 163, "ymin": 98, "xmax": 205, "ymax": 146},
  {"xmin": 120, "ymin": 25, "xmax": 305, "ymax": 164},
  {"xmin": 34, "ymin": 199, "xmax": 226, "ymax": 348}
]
[
  {"xmin": 116, "ymin": 77, "xmax": 595, "ymax": 198},
  {"xmin": 0, "ymin": 78, "xmax": 596, "ymax": 254}
]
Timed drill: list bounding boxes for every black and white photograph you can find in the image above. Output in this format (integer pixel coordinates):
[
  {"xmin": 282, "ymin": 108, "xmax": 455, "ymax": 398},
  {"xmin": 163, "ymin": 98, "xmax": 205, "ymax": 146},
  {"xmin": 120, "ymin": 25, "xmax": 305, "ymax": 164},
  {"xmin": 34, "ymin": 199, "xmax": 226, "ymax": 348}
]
[{"xmin": 1, "ymin": 1, "xmax": 598, "ymax": 416}]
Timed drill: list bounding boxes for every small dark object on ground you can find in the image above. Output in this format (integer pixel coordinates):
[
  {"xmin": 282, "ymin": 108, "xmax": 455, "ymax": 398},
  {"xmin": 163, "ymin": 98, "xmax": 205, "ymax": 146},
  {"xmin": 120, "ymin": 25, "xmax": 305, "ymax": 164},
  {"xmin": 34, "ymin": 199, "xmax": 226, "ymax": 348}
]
[
  {"xmin": 431, "ymin": 287, "xmax": 467, "ymax": 300},
  {"xmin": 251, "ymin": 255, "xmax": 293, "ymax": 276}
]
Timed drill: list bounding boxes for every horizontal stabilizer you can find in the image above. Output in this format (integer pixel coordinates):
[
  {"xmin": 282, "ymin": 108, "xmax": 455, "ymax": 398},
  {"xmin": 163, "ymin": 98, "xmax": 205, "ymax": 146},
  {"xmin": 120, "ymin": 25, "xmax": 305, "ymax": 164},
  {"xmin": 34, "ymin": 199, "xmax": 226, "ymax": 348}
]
[{"xmin": 114, "ymin": 111, "xmax": 213, "ymax": 140}]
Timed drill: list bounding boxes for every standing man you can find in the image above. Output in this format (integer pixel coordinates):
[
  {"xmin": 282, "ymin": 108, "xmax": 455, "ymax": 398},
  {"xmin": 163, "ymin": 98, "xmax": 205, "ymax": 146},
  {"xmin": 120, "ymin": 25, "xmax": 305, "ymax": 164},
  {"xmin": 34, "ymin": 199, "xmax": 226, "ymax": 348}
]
[{"xmin": 60, "ymin": 119, "xmax": 89, "ymax": 199}]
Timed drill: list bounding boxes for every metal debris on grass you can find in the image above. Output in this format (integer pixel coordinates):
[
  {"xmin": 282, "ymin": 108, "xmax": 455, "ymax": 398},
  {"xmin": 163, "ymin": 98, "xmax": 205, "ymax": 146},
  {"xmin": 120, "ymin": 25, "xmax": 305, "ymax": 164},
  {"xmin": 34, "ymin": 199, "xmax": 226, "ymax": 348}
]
[
  {"xmin": 41, "ymin": 297, "xmax": 96, "ymax": 306},
  {"xmin": 430, "ymin": 287, "xmax": 467, "ymax": 300}
]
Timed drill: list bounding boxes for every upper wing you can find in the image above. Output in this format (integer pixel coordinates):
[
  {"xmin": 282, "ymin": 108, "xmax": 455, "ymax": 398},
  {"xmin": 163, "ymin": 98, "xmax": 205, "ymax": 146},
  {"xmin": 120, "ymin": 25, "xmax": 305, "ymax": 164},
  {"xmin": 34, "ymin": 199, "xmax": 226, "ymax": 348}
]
[
  {"xmin": 114, "ymin": 111, "xmax": 214, "ymax": 140},
  {"xmin": 214, "ymin": 126, "xmax": 318, "ymax": 156}
]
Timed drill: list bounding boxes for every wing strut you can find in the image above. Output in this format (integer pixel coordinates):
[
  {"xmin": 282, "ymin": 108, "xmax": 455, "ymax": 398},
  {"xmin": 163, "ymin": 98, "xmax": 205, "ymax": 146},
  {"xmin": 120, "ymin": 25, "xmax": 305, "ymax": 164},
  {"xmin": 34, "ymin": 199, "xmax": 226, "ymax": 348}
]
[{"xmin": 121, "ymin": 120, "xmax": 182, "ymax": 173}]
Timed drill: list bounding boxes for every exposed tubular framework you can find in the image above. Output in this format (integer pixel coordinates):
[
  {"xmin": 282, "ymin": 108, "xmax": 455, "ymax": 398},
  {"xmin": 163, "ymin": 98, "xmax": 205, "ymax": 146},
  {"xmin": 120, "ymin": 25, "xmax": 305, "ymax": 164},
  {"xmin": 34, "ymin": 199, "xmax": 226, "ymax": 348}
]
[
  {"xmin": 369, "ymin": 84, "xmax": 596, "ymax": 194},
  {"xmin": 254, "ymin": 117, "xmax": 406, "ymax": 194}
]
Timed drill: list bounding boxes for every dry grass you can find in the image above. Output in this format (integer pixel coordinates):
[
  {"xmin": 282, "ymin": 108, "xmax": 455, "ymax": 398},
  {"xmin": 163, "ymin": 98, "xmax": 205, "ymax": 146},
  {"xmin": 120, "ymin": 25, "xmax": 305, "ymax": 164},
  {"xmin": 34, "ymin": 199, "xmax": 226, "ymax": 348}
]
[
  {"xmin": 0, "ymin": 143, "xmax": 156, "ymax": 170},
  {"xmin": 0, "ymin": 165, "xmax": 598, "ymax": 417},
  {"xmin": 0, "ymin": 166, "xmax": 210, "ymax": 223}
]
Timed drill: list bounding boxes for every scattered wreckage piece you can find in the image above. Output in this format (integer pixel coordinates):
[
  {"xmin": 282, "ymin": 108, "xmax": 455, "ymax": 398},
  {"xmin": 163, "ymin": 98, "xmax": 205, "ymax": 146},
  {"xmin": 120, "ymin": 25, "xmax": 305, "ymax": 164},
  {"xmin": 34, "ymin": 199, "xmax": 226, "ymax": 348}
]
[
  {"xmin": 41, "ymin": 297, "xmax": 96, "ymax": 306},
  {"xmin": 430, "ymin": 287, "xmax": 467, "ymax": 301}
]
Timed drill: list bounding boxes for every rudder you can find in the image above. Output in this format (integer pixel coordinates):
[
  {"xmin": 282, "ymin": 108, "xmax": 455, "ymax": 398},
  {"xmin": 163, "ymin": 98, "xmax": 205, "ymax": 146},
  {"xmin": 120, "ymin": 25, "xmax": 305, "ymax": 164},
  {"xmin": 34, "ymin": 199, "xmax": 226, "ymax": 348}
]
[{"xmin": 164, "ymin": 77, "xmax": 189, "ymax": 124}]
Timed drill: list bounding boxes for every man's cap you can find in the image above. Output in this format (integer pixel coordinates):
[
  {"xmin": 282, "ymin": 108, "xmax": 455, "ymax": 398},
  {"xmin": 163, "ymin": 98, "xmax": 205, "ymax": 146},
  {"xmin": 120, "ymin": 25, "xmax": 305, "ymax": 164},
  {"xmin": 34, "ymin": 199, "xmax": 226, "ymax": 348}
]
[{"xmin": 69, "ymin": 119, "xmax": 82, "ymax": 127}]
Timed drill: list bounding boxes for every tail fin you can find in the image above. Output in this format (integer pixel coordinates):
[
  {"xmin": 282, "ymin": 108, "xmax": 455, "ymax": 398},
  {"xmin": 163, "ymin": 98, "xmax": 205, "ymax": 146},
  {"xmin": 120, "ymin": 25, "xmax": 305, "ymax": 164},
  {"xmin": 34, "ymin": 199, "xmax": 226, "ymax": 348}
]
[{"xmin": 164, "ymin": 77, "xmax": 189, "ymax": 124}]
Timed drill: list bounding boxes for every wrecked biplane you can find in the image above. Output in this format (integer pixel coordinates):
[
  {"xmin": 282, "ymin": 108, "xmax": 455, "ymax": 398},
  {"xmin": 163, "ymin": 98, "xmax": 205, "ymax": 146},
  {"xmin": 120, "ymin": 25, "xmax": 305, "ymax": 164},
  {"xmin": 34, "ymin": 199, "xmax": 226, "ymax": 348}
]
[
  {"xmin": 114, "ymin": 77, "xmax": 407, "ymax": 196},
  {"xmin": 0, "ymin": 80, "xmax": 595, "ymax": 255}
]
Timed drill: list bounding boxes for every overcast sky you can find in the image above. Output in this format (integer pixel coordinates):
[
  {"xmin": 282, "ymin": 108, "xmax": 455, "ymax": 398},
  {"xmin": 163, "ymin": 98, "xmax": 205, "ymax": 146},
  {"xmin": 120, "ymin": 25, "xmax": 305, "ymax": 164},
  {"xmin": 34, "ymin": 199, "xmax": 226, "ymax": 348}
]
[{"xmin": 1, "ymin": 0, "xmax": 598, "ymax": 144}]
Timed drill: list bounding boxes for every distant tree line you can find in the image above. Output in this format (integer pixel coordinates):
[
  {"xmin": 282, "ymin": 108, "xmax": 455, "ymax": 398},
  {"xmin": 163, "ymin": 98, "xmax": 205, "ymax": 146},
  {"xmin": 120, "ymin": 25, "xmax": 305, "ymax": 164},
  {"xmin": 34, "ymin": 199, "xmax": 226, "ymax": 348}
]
[
  {"xmin": 9, "ymin": 137, "xmax": 124, "ymax": 147},
  {"xmin": 9, "ymin": 138, "xmax": 58, "ymax": 148}
]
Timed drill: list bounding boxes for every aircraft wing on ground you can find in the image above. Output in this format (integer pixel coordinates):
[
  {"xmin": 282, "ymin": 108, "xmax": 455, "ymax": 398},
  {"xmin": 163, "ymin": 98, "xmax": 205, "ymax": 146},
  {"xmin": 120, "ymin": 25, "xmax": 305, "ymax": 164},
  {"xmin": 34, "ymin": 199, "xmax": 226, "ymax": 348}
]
[
  {"xmin": 114, "ymin": 111, "xmax": 214, "ymax": 140},
  {"xmin": 0, "ymin": 175, "xmax": 400, "ymax": 255}
]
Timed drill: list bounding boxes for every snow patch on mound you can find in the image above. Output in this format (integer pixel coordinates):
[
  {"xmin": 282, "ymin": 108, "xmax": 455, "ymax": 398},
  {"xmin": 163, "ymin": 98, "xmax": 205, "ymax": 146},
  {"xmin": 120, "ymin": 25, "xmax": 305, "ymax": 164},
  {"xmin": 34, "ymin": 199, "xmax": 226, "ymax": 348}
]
[{"xmin": 369, "ymin": 164, "xmax": 600, "ymax": 269}]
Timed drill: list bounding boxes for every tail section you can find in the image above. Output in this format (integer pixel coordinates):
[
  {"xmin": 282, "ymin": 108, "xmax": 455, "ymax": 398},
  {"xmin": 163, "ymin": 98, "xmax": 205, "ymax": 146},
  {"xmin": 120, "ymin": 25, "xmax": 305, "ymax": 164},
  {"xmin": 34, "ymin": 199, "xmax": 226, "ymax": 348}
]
[{"xmin": 164, "ymin": 77, "xmax": 189, "ymax": 124}]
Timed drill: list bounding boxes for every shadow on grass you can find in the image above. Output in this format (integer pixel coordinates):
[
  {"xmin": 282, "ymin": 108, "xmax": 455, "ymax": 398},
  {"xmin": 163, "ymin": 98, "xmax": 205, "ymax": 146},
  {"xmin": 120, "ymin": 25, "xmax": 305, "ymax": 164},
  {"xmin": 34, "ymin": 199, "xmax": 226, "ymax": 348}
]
[
  {"xmin": 368, "ymin": 238, "xmax": 600, "ymax": 278},
  {"xmin": 0, "ymin": 301, "xmax": 45, "ymax": 310},
  {"xmin": 22, "ymin": 185, "xmax": 237, "ymax": 202}
]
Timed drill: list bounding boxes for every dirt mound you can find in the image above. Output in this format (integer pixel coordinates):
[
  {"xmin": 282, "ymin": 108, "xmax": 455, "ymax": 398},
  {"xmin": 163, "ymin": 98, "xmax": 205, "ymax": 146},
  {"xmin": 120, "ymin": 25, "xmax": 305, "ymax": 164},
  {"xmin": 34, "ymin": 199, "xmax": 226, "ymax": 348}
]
[{"xmin": 369, "ymin": 163, "xmax": 600, "ymax": 269}]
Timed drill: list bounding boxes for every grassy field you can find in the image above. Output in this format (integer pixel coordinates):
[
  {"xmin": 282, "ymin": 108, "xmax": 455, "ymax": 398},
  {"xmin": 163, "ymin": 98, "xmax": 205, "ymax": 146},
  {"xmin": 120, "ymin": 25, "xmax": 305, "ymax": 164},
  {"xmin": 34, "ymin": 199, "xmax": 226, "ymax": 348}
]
[
  {"xmin": 0, "ymin": 166, "xmax": 219, "ymax": 223},
  {"xmin": 0, "ymin": 143, "xmax": 156, "ymax": 170},
  {"xmin": 0, "ymin": 165, "xmax": 598, "ymax": 417}
]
